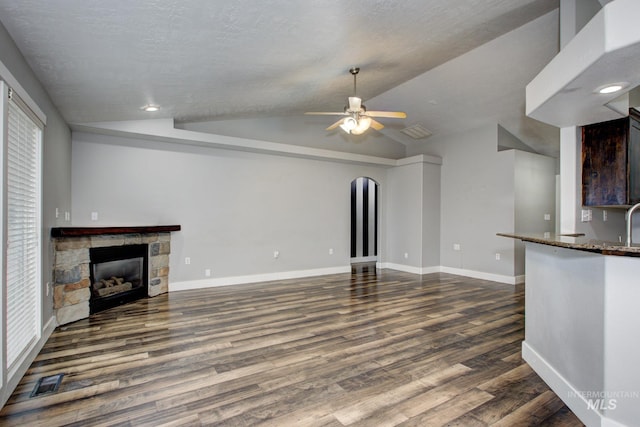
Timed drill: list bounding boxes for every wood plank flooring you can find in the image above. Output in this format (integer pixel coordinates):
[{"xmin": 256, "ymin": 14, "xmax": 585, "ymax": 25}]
[{"xmin": 0, "ymin": 265, "xmax": 584, "ymax": 426}]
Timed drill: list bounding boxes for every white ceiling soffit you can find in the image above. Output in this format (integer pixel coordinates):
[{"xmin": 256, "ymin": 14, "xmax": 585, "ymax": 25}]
[
  {"xmin": 526, "ymin": 0, "xmax": 640, "ymax": 128},
  {"xmin": 71, "ymin": 118, "xmax": 444, "ymax": 167}
]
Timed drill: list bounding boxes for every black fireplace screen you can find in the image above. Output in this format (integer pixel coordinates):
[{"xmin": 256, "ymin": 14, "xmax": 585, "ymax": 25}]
[
  {"xmin": 89, "ymin": 244, "xmax": 148, "ymax": 314},
  {"xmin": 92, "ymin": 257, "xmax": 143, "ymax": 297}
]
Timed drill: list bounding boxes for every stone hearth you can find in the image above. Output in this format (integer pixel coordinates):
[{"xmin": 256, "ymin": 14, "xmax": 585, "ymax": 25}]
[{"xmin": 51, "ymin": 226, "xmax": 180, "ymax": 325}]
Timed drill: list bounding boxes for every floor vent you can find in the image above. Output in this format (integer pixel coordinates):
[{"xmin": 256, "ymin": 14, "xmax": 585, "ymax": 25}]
[
  {"xmin": 400, "ymin": 124, "xmax": 432, "ymax": 139},
  {"xmin": 30, "ymin": 373, "xmax": 64, "ymax": 397}
]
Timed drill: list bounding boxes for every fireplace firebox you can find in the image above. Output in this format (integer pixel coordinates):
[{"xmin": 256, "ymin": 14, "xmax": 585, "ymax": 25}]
[{"xmin": 89, "ymin": 244, "xmax": 149, "ymax": 314}]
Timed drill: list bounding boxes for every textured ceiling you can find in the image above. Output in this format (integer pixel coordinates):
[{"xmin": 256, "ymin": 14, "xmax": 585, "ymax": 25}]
[{"xmin": 0, "ymin": 0, "xmax": 560, "ymax": 156}]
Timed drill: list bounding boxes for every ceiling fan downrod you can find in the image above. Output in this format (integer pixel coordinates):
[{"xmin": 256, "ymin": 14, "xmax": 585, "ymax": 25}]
[{"xmin": 350, "ymin": 67, "xmax": 360, "ymax": 96}]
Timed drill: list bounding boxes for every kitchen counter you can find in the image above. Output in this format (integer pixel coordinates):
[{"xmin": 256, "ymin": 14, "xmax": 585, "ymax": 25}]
[
  {"xmin": 501, "ymin": 233, "xmax": 640, "ymax": 426},
  {"xmin": 497, "ymin": 232, "xmax": 640, "ymax": 257}
]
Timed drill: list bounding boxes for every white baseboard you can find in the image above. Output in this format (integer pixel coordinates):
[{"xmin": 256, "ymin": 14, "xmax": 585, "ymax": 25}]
[
  {"xmin": 439, "ymin": 266, "xmax": 522, "ymax": 285},
  {"xmin": 376, "ymin": 263, "xmax": 522, "ymax": 285},
  {"xmin": 376, "ymin": 262, "xmax": 440, "ymax": 275},
  {"xmin": 171, "ymin": 263, "xmax": 524, "ymax": 292},
  {"xmin": 522, "ymin": 342, "xmax": 601, "ymax": 427},
  {"xmin": 44, "ymin": 315, "xmax": 57, "ymax": 336},
  {"xmin": 169, "ymin": 265, "xmax": 352, "ymax": 292},
  {"xmin": 351, "ymin": 256, "xmax": 378, "ymax": 263}
]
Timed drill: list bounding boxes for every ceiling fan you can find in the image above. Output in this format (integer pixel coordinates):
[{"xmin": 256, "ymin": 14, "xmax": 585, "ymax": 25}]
[{"xmin": 305, "ymin": 67, "xmax": 407, "ymax": 135}]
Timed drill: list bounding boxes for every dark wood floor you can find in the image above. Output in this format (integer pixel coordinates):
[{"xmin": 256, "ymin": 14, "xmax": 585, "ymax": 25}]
[{"xmin": 0, "ymin": 265, "xmax": 584, "ymax": 426}]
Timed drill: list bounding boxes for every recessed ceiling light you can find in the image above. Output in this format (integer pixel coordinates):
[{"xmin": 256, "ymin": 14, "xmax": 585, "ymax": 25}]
[
  {"xmin": 596, "ymin": 83, "xmax": 627, "ymax": 94},
  {"xmin": 142, "ymin": 105, "xmax": 159, "ymax": 112}
]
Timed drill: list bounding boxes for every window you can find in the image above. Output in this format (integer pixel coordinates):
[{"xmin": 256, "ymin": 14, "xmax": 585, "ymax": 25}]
[{"xmin": 4, "ymin": 87, "xmax": 43, "ymax": 372}]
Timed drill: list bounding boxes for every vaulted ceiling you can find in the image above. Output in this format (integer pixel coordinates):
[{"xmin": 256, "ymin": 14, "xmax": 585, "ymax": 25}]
[{"xmin": 0, "ymin": 0, "xmax": 561, "ymax": 157}]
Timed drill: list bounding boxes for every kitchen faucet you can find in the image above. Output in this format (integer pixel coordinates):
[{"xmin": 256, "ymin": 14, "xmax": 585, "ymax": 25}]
[{"xmin": 626, "ymin": 202, "xmax": 640, "ymax": 246}]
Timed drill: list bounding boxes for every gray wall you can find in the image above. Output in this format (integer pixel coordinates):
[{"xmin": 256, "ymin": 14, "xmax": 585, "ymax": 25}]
[
  {"xmin": 72, "ymin": 132, "xmax": 391, "ymax": 282},
  {"xmin": 71, "ymin": 121, "xmax": 556, "ymax": 285},
  {"xmin": 498, "ymin": 124, "xmax": 538, "ymax": 154},
  {"xmin": 385, "ymin": 162, "xmax": 423, "ymax": 267},
  {"xmin": 384, "ymin": 160, "xmax": 441, "ymax": 270},
  {"xmin": 421, "ymin": 161, "xmax": 441, "ymax": 268},
  {"xmin": 420, "ymin": 125, "xmax": 517, "ymax": 277},
  {"xmin": 513, "ymin": 150, "xmax": 557, "ymax": 275},
  {"xmin": 560, "ymin": 0, "xmax": 603, "ymax": 48},
  {"xmin": 0, "ymin": 22, "xmax": 72, "ymax": 326},
  {"xmin": 409, "ymin": 124, "xmax": 557, "ymax": 279}
]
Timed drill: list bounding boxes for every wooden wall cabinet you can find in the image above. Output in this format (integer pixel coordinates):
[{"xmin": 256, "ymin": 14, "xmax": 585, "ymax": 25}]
[{"xmin": 582, "ymin": 110, "xmax": 640, "ymax": 207}]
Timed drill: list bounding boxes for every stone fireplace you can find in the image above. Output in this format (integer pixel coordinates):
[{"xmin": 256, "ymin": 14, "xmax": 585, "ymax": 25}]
[{"xmin": 51, "ymin": 225, "xmax": 180, "ymax": 325}]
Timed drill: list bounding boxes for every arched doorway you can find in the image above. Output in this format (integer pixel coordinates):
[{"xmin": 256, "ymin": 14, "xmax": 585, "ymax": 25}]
[{"xmin": 350, "ymin": 177, "xmax": 379, "ymax": 264}]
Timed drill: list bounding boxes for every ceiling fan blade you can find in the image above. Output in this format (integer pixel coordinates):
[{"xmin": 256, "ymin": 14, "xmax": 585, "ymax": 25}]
[
  {"xmin": 365, "ymin": 111, "xmax": 407, "ymax": 119},
  {"xmin": 305, "ymin": 112, "xmax": 347, "ymax": 116},
  {"xmin": 326, "ymin": 118, "xmax": 345, "ymax": 131},
  {"xmin": 370, "ymin": 119, "xmax": 384, "ymax": 131}
]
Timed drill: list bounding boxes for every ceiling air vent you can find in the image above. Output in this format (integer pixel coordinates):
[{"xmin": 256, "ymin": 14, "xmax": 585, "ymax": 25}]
[{"xmin": 400, "ymin": 124, "xmax": 432, "ymax": 139}]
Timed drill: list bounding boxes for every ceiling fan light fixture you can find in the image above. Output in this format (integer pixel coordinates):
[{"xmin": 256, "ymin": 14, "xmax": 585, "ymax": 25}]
[
  {"xmin": 350, "ymin": 116, "xmax": 372, "ymax": 135},
  {"xmin": 306, "ymin": 67, "xmax": 405, "ymax": 135},
  {"xmin": 340, "ymin": 116, "xmax": 358, "ymax": 133}
]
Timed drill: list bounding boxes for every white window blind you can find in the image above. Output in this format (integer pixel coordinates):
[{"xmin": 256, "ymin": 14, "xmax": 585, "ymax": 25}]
[{"xmin": 5, "ymin": 91, "xmax": 42, "ymax": 369}]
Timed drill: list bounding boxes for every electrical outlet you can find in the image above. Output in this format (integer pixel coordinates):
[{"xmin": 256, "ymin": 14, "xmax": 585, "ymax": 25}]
[
  {"xmin": 404, "ymin": 252, "xmax": 409, "ymax": 259},
  {"xmin": 55, "ymin": 208, "xmax": 59, "ymax": 219},
  {"xmin": 495, "ymin": 253, "xmax": 501, "ymax": 260},
  {"xmin": 581, "ymin": 209, "xmax": 592, "ymax": 222},
  {"xmin": 205, "ymin": 269, "xmax": 211, "ymax": 277},
  {"xmin": 603, "ymin": 210, "xmax": 608, "ymax": 222},
  {"xmin": 544, "ymin": 213, "xmax": 551, "ymax": 221},
  {"xmin": 453, "ymin": 243, "xmax": 461, "ymax": 251},
  {"xmin": 91, "ymin": 211, "xmax": 98, "ymax": 221},
  {"xmin": 273, "ymin": 250, "xmax": 279, "ymax": 259},
  {"xmin": 329, "ymin": 248, "xmax": 334, "ymax": 255},
  {"xmin": 185, "ymin": 257, "xmax": 191, "ymax": 265},
  {"xmin": 64, "ymin": 211, "xmax": 70, "ymax": 221}
]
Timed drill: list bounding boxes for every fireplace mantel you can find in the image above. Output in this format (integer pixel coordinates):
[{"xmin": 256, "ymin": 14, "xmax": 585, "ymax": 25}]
[{"xmin": 51, "ymin": 225, "xmax": 181, "ymax": 237}]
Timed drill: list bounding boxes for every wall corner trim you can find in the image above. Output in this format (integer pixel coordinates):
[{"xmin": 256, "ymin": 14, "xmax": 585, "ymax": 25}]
[{"xmin": 395, "ymin": 154, "xmax": 442, "ymax": 166}]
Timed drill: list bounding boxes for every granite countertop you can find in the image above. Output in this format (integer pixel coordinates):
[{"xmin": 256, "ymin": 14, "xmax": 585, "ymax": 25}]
[{"xmin": 497, "ymin": 232, "xmax": 640, "ymax": 257}]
